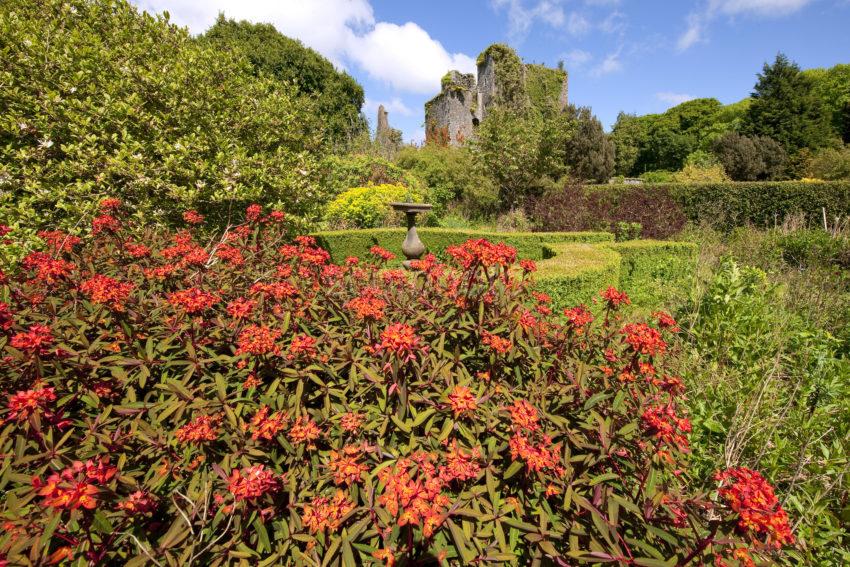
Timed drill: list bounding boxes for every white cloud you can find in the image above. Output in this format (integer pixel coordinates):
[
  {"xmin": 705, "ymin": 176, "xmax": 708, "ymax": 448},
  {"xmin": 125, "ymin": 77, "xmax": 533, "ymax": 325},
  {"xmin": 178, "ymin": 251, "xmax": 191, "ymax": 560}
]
[
  {"xmin": 599, "ymin": 10, "xmax": 627, "ymax": 34},
  {"xmin": 656, "ymin": 92, "xmax": 696, "ymax": 106},
  {"xmin": 348, "ymin": 22, "xmax": 475, "ymax": 93},
  {"xmin": 363, "ymin": 97, "xmax": 413, "ymax": 119},
  {"xmin": 678, "ymin": 0, "xmax": 815, "ymax": 51},
  {"xmin": 592, "ymin": 49, "xmax": 623, "ymax": 76},
  {"xmin": 567, "ymin": 12, "xmax": 591, "ymax": 35},
  {"xmin": 132, "ymin": 0, "xmax": 473, "ymax": 94},
  {"xmin": 494, "ymin": 0, "xmax": 607, "ymax": 42},
  {"xmin": 563, "ymin": 49, "xmax": 593, "ymax": 68}
]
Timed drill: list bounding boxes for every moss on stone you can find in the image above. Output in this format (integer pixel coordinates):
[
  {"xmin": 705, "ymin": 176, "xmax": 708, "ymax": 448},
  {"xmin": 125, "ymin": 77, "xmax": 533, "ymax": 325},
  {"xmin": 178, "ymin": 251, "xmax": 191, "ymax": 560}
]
[{"xmin": 526, "ymin": 64, "xmax": 566, "ymax": 113}]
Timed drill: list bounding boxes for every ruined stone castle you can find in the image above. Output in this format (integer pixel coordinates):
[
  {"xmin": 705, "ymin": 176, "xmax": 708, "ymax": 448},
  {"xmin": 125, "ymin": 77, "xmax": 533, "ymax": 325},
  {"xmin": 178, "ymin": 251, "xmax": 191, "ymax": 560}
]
[{"xmin": 425, "ymin": 44, "xmax": 568, "ymax": 146}]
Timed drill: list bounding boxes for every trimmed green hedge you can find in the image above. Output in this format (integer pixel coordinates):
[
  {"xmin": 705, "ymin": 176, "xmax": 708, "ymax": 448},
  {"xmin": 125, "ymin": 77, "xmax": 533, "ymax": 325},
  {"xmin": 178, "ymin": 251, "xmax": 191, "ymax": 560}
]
[
  {"xmin": 592, "ymin": 181, "xmax": 850, "ymax": 229},
  {"xmin": 609, "ymin": 240, "xmax": 698, "ymax": 307},
  {"xmin": 314, "ymin": 228, "xmax": 697, "ymax": 309},
  {"xmin": 536, "ymin": 243, "xmax": 621, "ymax": 308},
  {"xmin": 311, "ymin": 228, "xmax": 613, "ymax": 264}
]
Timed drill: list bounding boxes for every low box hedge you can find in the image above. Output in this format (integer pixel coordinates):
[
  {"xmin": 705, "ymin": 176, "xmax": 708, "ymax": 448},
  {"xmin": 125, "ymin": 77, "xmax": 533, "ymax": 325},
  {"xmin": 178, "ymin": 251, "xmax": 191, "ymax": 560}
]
[
  {"xmin": 311, "ymin": 228, "xmax": 613, "ymax": 264},
  {"xmin": 609, "ymin": 240, "xmax": 698, "ymax": 308},
  {"xmin": 536, "ymin": 243, "xmax": 621, "ymax": 308}
]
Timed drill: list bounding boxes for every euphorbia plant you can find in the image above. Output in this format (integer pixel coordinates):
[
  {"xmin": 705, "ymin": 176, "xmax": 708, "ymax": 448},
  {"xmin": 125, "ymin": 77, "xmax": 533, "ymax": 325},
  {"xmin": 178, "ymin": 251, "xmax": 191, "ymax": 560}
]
[{"xmin": 0, "ymin": 202, "xmax": 793, "ymax": 565}]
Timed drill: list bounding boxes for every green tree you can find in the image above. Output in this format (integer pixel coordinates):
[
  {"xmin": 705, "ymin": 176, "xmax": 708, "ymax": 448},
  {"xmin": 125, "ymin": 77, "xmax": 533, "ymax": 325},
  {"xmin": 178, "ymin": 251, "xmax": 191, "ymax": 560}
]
[
  {"xmin": 743, "ymin": 53, "xmax": 834, "ymax": 153},
  {"xmin": 563, "ymin": 105, "xmax": 614, "ymax": 183},
  {"xmin": 0, "ymin": 0, "xmax": 325, "ymax": 231},
  {"xmin": 202, "ymin": 16, "xmax": 367, "ymax": 150},
  {"xmin": 712, "ymin": 132, "xmax": 787, "ymax": 181},
  {"xmin": 611, "ymin": 112, "xmax": 647, "ymax": 176},
  {"xmin": 803, "ymin": 63, "xmax": 850, "ymax": 140}
]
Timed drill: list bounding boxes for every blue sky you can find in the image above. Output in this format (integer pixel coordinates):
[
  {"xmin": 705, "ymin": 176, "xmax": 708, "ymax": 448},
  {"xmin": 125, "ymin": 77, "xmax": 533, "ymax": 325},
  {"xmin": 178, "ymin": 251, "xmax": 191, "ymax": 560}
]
[{"xmin": 134, "ymin": 0, "xmax": 850, "ymax": 142}]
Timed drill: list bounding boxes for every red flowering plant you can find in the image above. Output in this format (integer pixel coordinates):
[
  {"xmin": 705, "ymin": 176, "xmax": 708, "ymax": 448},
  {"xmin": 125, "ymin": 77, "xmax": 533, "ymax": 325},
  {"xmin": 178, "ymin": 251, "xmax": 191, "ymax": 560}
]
[{"xmin": 0, "ymin": 203, "xmax": 794, "ymax": 565}]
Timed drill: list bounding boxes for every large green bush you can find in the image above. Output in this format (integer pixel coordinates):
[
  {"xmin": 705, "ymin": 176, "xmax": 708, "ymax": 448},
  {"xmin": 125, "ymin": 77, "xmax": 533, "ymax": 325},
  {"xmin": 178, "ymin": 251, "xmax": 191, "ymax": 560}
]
[
  {"xmin": 324, "ymin": 184, "xmax": 421, "ymax": 229},
  {"xmin": 0, "ymin": 0, "xmax": 324, "ymax": 233}
]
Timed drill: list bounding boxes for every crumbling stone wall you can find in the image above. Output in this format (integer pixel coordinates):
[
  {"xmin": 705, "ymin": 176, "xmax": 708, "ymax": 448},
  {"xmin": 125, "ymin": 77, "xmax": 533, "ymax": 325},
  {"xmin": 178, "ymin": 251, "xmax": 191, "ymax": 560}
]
[{"xmin": 425, "ymin": 44, "xmax": 568, "ymax": 146}]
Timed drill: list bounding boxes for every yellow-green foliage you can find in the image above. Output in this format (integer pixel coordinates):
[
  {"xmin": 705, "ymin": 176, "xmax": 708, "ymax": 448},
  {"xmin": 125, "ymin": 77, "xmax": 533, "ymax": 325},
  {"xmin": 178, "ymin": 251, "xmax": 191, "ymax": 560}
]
[
  {"xmin": 324, "ymin": 184, "xmax": 419, "ymax": 229},
  {"xmin": 673, "ymin": 163, "xmax": 731, "ymax": 183}
]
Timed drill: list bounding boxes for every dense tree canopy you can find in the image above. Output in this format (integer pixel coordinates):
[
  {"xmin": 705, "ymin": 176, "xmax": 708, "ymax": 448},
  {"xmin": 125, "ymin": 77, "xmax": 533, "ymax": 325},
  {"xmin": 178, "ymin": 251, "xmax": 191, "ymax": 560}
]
[
  {"xmin": 563, "ymin": 105, "xmax": 614, "ymax": 183},
  {"xmin": 203, "ymin": 16, "xmax": 367, "ymax": 150},
  {"xmin": 0, "ymin": 0, "xmax": 327, "ymax": 232},
  {"xmin": 742, "ymin": 53, "xmax": 834, "ymax": 154}
]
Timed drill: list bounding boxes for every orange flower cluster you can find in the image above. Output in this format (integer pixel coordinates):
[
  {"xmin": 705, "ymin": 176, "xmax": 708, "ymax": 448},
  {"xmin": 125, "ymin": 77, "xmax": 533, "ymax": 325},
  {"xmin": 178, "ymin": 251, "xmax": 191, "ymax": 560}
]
[
  {"xmin": 245, "ymin": 406, "xmax": 288, "ymax": 441},
  {"xmin": 440, "ymin": 440, "xmax": 481, "ymax": 482},
  {"xmin": 653, "ymin": 311, "xmax": 679, "ymax": 332},
  {"xmin": 32, "ymin": 458, "xmax": 116, "ymax": 510},
  {"xmin": 10, "ymin": 324, "xmax": 54, "ymax": 354},
  {"xmin": 377, "ymin": 454, "xmax": 450, "ymax": 537},
  {"xmin": 508, "ymin": 432, "xmax": 565, "ymax": 476},
  {"xmin": 38, "ymin": 230, "xmax": 81, "ymax": 252},
  {"xmin": 91, "ymin": 214, "xmax": 120, "ymax": 235},
  {"xmin": 250, "ymin": 281, "xmax": 297, "ymax": 300},
  {"xmin": 182, "ymin": 210, "xmax": 205, "ymax": 225},
  {"xmin": 289, "ymin": 416, "xmax": 321, "ymax": 446},
  {"xmin": 160, "ymin": 230, "xmax": 209, "ymax": 266},
  {"xmin": 601, "ymin": 286, "xmax": 630, "ymax": 308},
  {"xmin": 175, "ymin": 415, "xmax": 219, "ymax": 444},
  {"xmin": 215, "ymin": 244, "xmax": 245, "ymax": 267},
  {"xmin": 378, "ymin": 323, "xmax": 422, "ymax": 358},
  {"xmin": 124, "ymin": 241, "xmax": 151, "ymax": 258},
  {"xmin": 347, "ymin": 287, "xmax": 387, "ymax": 321},
  {"xmin": 446, "ymin": 385, "xmax": 477, "ymax": 417},
  {"xmin": 228, "ymin": 464, "xmax": 280, "ymax": 502},
  {"xmin": 716, "ymin": 467, "xmax": 794, "ymax": 548},
  {"xmin": 288, "ymin": 334, "xmax": 317, "ymax": 360},
  {"xmin": 507, "ymin": 399, "xmax": 540, "ymax": 431},
  {"xmin": 621, "ymin": 323, "xmax": 667, "ymax": 356},
  {"xmin": 640, "ymin": 405, "xmax": 691, "ymax": 452},
  {"xmin": 168, "ymin": 287, "xmax": 219, "ymax": 314},
  {"xmin": 327, "ymin": 445, "xmax": 369, "ymax": 486},
  {"xmin": 564, "ymin": 305, "xmax": 594, "ymax": 329},
  {"xmin": 237, "ymin": 325, "xmax": 282, "ymax": 356},
  {"xmin": 21, "ymin": 252, "xmax": 75, "ymax": 285},
  {"xmin": 446, "ymin": 239, "xmax": 516, "ymax": 270},
  {"xmin": 301, "ymin": 490, "xmax": 354, "ymax": 534},
  {"xmin": 340, "ymin": 412, "xmax": 365, "ymax": 432},
  {"xmin": 6, "ymin": 385, "xmax": 56, "ymax": 421},
  {"xmin": 481, "ymin": 330, "xmax": 512, "ymax": 354},
  {"xmin": 79, "ymin": 274, "xmax": 134, "ymax": 311},
  {"xmin": 226, "ymin": 297, "xmax": 256, "ymax": 319}
]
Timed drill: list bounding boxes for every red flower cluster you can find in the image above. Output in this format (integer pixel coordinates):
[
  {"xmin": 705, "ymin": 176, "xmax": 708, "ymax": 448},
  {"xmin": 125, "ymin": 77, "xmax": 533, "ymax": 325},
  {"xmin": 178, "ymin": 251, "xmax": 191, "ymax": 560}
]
[
  {"xmin": 653, "ymin": 311, "xmax": 679, "ymax": 332},
  {"xmin": 601, "ymin": 286, "xmax": 630, "ymax": 308},
  {"xmin": 509, "ymin": 432, "xmax": 565, "ymax": 476},
  {"xmin": 519, "ymin": 259, "xmax": 537, "ymax": 273},
  {"xmin": 125, "ymin": 241, "xmax": 151, "ymax": 258},
  {"xmin": 446, "ymin": 239, "xmax": 516, "ymax": 270},
  {"xmin": 168, "ymin": 287, "xmax": 219, "ymax": 314},
  {"xmin": 117, "ymin": 490, "xmax": 158, "ymax": 515},
  {"xmin": 11, "ymin": 324, "xmax": 55, "ymax": 355},
  {"xmin": 38, "ymin": 230, "xmax": 81, "ymax": 252},
  {"xmin": 289, "ymin": 416, "xmax": 321, "ymax": 446},
  {"xmin": 182, "ymin": 210, "xmax": 205, "ymax": 225},
  {"xmin": 216, "ymin": 244, "xmax": 245, "ymax": 267},
  {"xmin": 32, "ymin": 458, "xmax": 116, "ymax": 510},
  {"xmin": 621, "ymin": 323, "xmax": 667, "ymax": 356},
  {"xmin": 237, "ymin": 325, "xmax": 281, "ymax": 356},
  {"xmin": 22, "ymin": 252, "xmax": 75, "ymax": 285},
  {"xmin": 226, "ymin": 297, "xmax": 256, "ymax": 319},
  {"xmin": 228, "ymin": 464, "xmax": 280, "ymax": 502},
  {"xmin": 250, "ymin": 281, "xmax": 297, "ymax": 301},
  {"xmin": 716, "ymin": 467, "xmax": 794, "ymax": 548},
  {"xmin": 175, "ymin": 415, "xmax": 219, "ymax": 444},
  {"xmin": 92, "ymin": 214, "xmax": 120, "ymax": 235},
  {"xmin": 6, "ymin": 385, "xmax": 56, "ymax": 421},
  {"xmin": 0, "ymin": 302, "xmax": 12, "ymax": 330},
  {"xmin": 79, "ymin": 274, "xmax": 134, "ymax": 311},
  {"xmin": 301, "ymin": 490, "xmax": 354, "ymax": 534},
  {"xmin": 564, "ymin": 305, "xmax": 594, "ymax": 329},
  {"xmin": 640, "ymin": 404, "xmax": 691, "ymax": 452},
  {"xmin": 246, "ymin": 204, "xmax": 263, "ymax": 223},
  {"xmin": 370, "ymin": 246, "xmax": 396, "ymax": 262}
]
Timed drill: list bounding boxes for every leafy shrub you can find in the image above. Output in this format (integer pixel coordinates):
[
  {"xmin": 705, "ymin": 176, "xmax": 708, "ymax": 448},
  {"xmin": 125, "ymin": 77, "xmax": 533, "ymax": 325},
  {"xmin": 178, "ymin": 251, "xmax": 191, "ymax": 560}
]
[
  {"xmin": 318, "ymin": 154, "xmax": 422, "ymax": 198},
  {"xmin": 711, "ymin": 132, "xmax": 787, "ymax": 181},
  {"xmin": 672, "ymin": 163, "xmax": 730, "ymax": 183},
  {"xmin": 0, "ymin": 205, "xmax": 796, "ymax": 565},
  {"xmin": 804, "ymin": 145, "xmax": 850, "ymax": 181},
  {"xmin": 395, "ymin": 145, "xmax": 496, "ymax": 217},
  {"xmin": 324, "ymin": 184, "xmax": 418, "ymax": 229},
  {"xmin": 614, "ymin": 222, "xmax": 642, "ymax": 242},
  {"xmin": 639, "ymin": 170, "xmax": 677, "ymax": 183},
  {"xmin": 677, "ymin": 257, "xmax": 850, "ymax": 565},
  {"xmin": 0, "ymin": 0, "xmax": 325, "ymax": 233}
]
